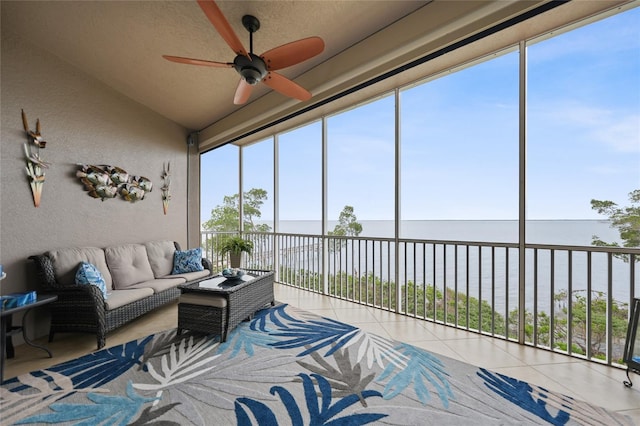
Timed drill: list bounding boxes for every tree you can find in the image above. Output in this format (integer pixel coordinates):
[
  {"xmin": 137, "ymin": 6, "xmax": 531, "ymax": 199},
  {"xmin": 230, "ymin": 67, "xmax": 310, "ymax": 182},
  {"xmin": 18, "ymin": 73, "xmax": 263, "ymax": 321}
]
[
  {"xmin": 202, "ymin": 188, "xmax": 272, "ymax": 232},
  {"xmin": 590, "ymin": 189, "xmax": 640, "ymax": 261},
  {"xmin": 549, "ymin": 290, "xmax": 629, "ymax": 361},
  {"xmin": 326, "ymin": 205, "xmax": 363, "ymax": 253},
  {"xmin": 328, "ymin": 205, "xmax": 363, "ymax": 237}
]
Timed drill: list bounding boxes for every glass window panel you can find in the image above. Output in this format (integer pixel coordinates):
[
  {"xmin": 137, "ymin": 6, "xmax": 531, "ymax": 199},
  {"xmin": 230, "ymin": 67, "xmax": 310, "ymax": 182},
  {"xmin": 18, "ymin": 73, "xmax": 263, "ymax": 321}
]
[
  {"xmin": 243, "ymin": 138, "xmax": 274, "ymax": 232},
  {"xmin": 527, "ymin": 8, "xmax": 640, "ymax": 247},
  {"xmin": 400, "ymin": 51, "xmax": 519, "ymax": 242},
  {"xmin": 278, "ymin": 122, "xmax": 322, "ymax": 234},
  {"xmin": 327, "ymin": 95, "xmax": 396, "ymax": 238},
  {"xmin": 201, "ymin": 144, "xmax": 240, "ymax": 231}
]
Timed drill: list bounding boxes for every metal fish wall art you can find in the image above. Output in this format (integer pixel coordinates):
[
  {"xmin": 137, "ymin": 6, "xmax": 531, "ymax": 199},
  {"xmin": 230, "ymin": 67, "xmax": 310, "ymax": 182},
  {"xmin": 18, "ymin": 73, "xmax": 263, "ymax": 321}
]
[{"xmin": 76, "ymin": 164, "xmax": 152, "ymax": 202}]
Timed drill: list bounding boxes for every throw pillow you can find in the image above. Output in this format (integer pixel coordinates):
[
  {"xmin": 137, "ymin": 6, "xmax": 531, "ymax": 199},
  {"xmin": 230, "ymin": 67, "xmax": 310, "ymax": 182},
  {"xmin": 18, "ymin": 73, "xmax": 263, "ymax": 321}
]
[
  {"xmin": 172, "ymin": 248, "xmax": 204, "ymax": 274},
  {"xmin": 75, "ymin": 261, "xmax": 109, "ymax": 299}
]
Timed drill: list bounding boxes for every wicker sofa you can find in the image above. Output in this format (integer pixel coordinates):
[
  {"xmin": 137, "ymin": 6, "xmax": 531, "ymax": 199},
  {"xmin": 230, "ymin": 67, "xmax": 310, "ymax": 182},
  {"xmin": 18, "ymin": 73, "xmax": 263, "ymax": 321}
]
[{"xmin": 29, "ymin": 240, "xmax": 213, "ymax": 349}]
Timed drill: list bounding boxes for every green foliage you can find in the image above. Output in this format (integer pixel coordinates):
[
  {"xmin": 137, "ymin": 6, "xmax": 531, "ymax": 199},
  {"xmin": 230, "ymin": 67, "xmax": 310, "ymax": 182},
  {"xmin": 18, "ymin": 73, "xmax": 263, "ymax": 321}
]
[
  {"xmin": 591, "ymin": 189, "xmax": 640, "ymax": 259},
  {"xmin": 553, "ymin": 290, "xmax": 629, "ymax": 357},
  {"xmin": 327, "ymin": 206, "xmax": 363, "ymax": 253},
  {"xmin": 202, "ymin": 188, "xmax": 272, "ymax": 232},
  {"xmin": 218, "ymin": 236, "xmax": 253, "ymax": 256},
  {"xmin": 328, "ymin": 206, "xmax": 363, "ymax": 237}
]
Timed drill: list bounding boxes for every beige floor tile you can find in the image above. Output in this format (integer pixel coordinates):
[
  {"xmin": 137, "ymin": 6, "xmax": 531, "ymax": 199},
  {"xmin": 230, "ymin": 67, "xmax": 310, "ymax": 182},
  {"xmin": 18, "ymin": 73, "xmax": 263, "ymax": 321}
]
[
  {"xmin": 420, "ymin": 322, "xmax": 484, "ymax": 341},
  {"xmin": 365, "ymin": 307, "xmax": 415, "ymax": 322},
  {"xmin": 292, "ymin": 295, "xmax": 335, "ymax": 310},
  {"xmin": 410, "ymin": 340, "xmax": 466, "ymax": 362},
  {"xmin": 379, "ymin": 321, "xmax": 438, "ymax": 342},
  {"xmin": 329, "ymin": 298, "xmax": 363, "ymax": 310},
  {"xmin": 489, "ymin": 339, "xmax": 582, "ymax": 366},
  {"xmin": 332, "ymin": 307, "xmax": 380, "ymax": 324},
  {"xmin": 442, "ymin": 337, "xmax": 526, "ymax": 369}
]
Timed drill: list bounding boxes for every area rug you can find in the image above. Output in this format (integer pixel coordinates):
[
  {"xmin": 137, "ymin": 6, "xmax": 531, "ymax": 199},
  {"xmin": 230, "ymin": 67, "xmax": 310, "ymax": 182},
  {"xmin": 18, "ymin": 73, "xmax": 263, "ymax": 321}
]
[{"xmin": 0, "ymin": 303, "xmax": 632, "ymax": 425}]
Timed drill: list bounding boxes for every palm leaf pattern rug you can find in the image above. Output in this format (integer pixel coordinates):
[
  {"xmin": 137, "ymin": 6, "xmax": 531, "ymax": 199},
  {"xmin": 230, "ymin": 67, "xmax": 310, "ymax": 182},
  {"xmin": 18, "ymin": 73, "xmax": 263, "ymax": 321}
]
[{"xmin": 0, "ymin": 303, "xmax": 632, "ymax": 425}]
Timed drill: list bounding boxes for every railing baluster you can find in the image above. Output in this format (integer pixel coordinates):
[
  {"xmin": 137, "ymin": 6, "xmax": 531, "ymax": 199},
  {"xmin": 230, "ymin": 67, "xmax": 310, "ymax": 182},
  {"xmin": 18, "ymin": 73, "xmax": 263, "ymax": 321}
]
[
  {"xmin": 550, "ymin": 249, "xmax": 555, "ymax": 351},
  {"xmin": 491, "ymin": 246, "xmax": 495, "ymax": 336},
  {"xmin": 568, "ymin": 251, "xmax": 573, "ymax": 356},
  {"xmin": 586, "ymin": 251, "xmax": 592, "ymax": 361},
  {"xmin": 607, "ymin": 252, "xmax": 613, "ymax": 365}
]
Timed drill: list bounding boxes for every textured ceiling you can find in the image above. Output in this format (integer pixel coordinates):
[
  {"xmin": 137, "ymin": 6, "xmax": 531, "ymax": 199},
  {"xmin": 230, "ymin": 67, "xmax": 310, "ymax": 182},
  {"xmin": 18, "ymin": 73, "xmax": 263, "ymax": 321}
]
[
  {"xmin": 5, "ymin": 0, "xmax": 608, "ymax": 148},
  {"xmin": 1, "ymin": 0, "xmax": 428, "ymax": 131}
]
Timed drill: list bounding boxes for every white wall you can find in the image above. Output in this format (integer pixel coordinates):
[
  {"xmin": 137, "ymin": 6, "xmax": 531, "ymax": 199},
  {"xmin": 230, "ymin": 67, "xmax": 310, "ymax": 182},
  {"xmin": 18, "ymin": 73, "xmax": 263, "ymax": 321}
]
[{"xmin": 1, "ymin": 31, "xmax": 196, "ymax": 338}]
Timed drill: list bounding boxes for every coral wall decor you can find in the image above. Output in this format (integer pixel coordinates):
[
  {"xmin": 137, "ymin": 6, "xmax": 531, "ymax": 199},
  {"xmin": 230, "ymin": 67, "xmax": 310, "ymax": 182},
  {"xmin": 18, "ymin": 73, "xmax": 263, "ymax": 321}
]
[
  {"xmin": 21, "ymin": 109, "xmax": 50, "ymax": 207},
  {"xmin": 76, "ymin": 164, "xmax": 152, "ymax": 202},
  {"xmin": 161, "ymin": 161, "xmax": 171, "ymax": 215}
]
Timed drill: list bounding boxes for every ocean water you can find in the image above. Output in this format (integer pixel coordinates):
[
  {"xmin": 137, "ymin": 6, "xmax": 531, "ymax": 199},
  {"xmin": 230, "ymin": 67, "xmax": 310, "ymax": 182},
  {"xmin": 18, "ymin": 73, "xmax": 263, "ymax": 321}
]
[
  {"xmin": 273, "ymin": 220, "xmax": 637, "ymax": 312},
  {"xmin": 277, "ymin": 219, "xmax": 621, "ymax": 246}
]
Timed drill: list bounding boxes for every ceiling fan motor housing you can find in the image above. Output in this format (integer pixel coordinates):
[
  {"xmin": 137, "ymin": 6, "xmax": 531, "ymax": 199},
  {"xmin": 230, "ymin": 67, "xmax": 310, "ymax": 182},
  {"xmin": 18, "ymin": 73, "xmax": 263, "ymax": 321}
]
[{"xmin": 234, "ymin": 53, "xmax": 268, "ymax": 85}]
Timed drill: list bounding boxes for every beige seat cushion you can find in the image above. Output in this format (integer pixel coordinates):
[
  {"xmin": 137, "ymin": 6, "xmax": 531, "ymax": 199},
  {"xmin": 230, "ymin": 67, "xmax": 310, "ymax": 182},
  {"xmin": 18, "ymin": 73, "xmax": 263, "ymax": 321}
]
[
  {"xmin": 129, "ymin": 277, "xmax": 185, "ymax": 293},
  {"xmin": 144, "ymin": 240, "xmax": 176, "ymax": 278},
  {"xmin": 105, "ymin": 244, "xmax": 155, "ymax": 289},
  {"xmin": 165, "ymin": 269, "xmax": 210, "ymax": 282},
  {"xmin": 48, "ymin": 247, "xmax": 113, "ymax": 289},
  {"xmin": 179, "ymin": 293, "xmax": 227, "ymax": 308},
  {"xmin": 105, "ymin": 288, "xmax": 154, "ymax": 310}
]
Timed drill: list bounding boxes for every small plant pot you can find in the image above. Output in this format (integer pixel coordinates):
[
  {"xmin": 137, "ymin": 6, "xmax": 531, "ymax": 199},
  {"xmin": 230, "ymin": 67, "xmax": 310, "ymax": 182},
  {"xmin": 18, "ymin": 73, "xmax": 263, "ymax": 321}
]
[{"xmin": 229, "ymin": 253, "xmax": 242, "ymax": 268}]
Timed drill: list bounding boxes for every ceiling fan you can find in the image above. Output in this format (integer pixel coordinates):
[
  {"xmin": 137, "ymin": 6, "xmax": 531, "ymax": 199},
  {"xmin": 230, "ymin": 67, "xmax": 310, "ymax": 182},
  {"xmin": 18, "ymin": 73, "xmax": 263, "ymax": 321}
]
[{"xmin": 163, "ymin": 0, "xmax": 325, "ymax": 105}]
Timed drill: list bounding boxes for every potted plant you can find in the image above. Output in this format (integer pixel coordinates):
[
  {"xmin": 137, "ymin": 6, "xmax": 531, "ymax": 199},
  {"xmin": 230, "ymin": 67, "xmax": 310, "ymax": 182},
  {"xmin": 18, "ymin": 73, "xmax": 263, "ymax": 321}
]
[{"xmin": 219, "ymin": 236, "xmax": 253, "ymax": 268}]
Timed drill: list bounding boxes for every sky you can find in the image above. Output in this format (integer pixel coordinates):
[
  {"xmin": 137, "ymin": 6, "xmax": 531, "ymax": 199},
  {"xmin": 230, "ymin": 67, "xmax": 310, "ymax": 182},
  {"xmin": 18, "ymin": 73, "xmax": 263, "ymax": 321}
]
[{"xmin": 201, "ymin": 6, "xmax": 640, "ymax": 225}]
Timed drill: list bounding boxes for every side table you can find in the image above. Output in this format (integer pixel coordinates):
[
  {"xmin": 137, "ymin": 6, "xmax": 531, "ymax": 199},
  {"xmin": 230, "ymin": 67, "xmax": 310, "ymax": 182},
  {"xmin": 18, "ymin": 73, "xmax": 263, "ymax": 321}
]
[
  {"xmin": 178, "ymin": 270, "xmax": 274, "ymax": 342},
  {"xmin": 1, "ymin": 294, "xmax": 58, "ymax": 383}
]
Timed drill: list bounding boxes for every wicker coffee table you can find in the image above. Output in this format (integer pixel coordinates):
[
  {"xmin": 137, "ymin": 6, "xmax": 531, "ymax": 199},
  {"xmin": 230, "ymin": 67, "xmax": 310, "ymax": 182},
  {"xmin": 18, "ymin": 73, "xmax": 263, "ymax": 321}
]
[{"xmin": 177, "ymin": 270, "xmax": 274, "ymax": 342}]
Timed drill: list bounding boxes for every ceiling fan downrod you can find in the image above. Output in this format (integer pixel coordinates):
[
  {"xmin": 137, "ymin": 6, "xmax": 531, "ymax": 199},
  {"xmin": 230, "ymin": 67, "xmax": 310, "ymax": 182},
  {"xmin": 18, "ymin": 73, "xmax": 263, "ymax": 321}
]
[{"xmin": 233, "ymin": 15, "xmax": 267, "ymax": 85}]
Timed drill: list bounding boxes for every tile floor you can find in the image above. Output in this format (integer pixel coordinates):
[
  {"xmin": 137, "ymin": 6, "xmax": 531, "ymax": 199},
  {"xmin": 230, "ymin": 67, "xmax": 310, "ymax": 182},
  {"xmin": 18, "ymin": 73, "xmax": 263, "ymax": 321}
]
[{"xmin": 4, "ymin": 284, "xmax": 640, "ymax": 423}]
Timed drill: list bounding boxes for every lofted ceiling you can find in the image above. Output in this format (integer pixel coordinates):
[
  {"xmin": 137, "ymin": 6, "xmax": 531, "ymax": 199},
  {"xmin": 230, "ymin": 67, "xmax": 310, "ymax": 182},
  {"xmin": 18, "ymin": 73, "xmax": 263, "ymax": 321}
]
[
  {"xmin": 1, "ymin": 0, "xmax": 429, "ymax": 131},
  {"xmin": 4, "ymin": 0, "xmax": 621, "ymax": 149}
]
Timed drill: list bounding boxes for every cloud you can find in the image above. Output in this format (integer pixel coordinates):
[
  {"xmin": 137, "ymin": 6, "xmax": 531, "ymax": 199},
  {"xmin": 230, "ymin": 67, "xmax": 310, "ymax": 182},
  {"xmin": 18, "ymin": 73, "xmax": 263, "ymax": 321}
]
[
  {"xmin": 531, "ymin": 101, "xmax": 640, "ymax": 153},
  {"xmin": 593, "ymin": 114, "xmax": 640, "ymax": 152}
]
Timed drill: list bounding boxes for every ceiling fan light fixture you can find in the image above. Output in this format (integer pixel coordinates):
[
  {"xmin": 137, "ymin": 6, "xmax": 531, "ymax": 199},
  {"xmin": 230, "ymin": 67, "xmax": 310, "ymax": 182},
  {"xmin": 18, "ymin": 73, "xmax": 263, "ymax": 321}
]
[
  {"xmin": 242, "ymin": 67, "xmax": 263, "ymax": 85},
  {"xmin": 234, "ymin": 53, "xmax": 268, "ymax": 85}
]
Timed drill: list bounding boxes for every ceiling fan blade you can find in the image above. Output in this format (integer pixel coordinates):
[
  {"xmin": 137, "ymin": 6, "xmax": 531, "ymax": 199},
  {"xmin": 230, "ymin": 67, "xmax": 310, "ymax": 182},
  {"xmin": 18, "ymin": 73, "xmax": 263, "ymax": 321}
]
[
  {"xmin": 163, "ymin": 55, "xmax": 233, "ymax": 68},
  {"xmin": 262, "ymin": 72, "xmax": 311, "ymax": 102},
  {"xmin": 234, "ymin": 79, "xmax": 253, "ymax": 105},
  {"xmin": 197, "ymin": 0, "xmax": 248, "ymax": 57},
  {"xmin": 261, "ymin": 37, "xmax": 325, "ymax": 71}
]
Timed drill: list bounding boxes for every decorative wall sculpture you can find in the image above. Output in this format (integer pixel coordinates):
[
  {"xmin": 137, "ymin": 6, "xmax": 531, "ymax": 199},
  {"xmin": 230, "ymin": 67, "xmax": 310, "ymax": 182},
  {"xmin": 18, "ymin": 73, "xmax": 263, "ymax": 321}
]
[
  {"xmin": 161, "ymin": 161, "xmax": 171, "ymax": 215},
  {"xmin": 21, "ymin": 109, "xmax": 49, "ymax": 207},
  {"xmin": 76, "ymin": 164, "xmax": 152, "ymax": 202}
]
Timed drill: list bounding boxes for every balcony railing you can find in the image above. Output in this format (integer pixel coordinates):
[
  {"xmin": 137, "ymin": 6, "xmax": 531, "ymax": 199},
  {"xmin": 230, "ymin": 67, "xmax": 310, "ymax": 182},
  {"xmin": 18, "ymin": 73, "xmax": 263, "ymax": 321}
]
[{"xmin": 201, "ymin": 230, "xmax": 639, "ymax": 367}]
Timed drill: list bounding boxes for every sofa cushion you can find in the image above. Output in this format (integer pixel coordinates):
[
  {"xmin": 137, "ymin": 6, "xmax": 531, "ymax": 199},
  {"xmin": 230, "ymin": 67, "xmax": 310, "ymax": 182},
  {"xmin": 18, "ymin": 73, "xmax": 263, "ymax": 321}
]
[
  {"xmin": 105, "ymin": 244, "xmax": 155, "ymax": 289},
  {"xmin": 129, "ymin": 277, "xmax": 185, "ymax": 293},
  {"xmin": 75, "ymin": 262, "xmax": 109, "ymax": 299},
  {"xmin": 48, "ymin": 247, "xmax": 113, "ymax": 289},
  {"xmin": 104, "ymin": 288, "xmax": 154, "ymax": 310},
  {"xmin": 163, "ymin": 269, "xmax": 210, "ymax": 282},
  {"xmin": 144, "ymin": 240, "xmax": 176, "ymax": 278},
  {"xmin": 179, "ymin": 292, "xmax": 227, "ymax": 308},
  {"xmin": 172, "ymin": 248, "xmax": 204, "ymax": 274}
]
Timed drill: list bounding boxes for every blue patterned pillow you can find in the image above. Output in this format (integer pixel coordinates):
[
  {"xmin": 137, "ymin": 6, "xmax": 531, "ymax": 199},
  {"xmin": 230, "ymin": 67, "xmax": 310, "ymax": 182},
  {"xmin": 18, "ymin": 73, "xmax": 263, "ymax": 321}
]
[
  {"xmin": 172, "ymin": 248, "xmax": 204, "ymax": 274},
  {"xmin": 75, "ymin": 261, "xmax": 108, "ymax": 299}
]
